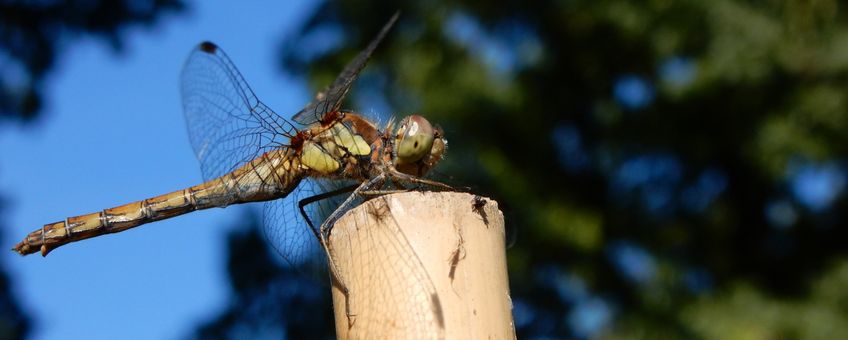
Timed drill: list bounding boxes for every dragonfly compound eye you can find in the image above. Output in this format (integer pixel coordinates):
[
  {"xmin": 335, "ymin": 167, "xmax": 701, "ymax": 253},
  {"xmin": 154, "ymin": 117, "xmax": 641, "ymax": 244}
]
[{"xmin": 395, "ymin": 115, "xmax": 435, "ymax": 165}]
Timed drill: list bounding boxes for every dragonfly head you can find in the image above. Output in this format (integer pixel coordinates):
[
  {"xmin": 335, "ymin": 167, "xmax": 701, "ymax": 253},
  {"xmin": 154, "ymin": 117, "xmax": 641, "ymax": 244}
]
[{"xmin": 393, "ymin": 115, "xmax": 446, "ymax": 175}]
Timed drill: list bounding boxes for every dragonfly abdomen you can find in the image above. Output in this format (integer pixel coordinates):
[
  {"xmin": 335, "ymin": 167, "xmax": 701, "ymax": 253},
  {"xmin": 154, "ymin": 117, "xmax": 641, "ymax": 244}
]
[
  {"xmin": 13, "ymin": 149, "xmax": 305, "ymax": 256},
  {"xmin": 14, "ymin": 185, "xmax": 218, "ymax": 256}
]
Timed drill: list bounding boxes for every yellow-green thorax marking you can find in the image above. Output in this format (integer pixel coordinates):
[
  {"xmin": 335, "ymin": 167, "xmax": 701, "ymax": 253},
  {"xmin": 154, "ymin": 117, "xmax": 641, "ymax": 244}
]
[{"xmin": 300, "ymin": 118, "xmax": 372, "ymax": 174}]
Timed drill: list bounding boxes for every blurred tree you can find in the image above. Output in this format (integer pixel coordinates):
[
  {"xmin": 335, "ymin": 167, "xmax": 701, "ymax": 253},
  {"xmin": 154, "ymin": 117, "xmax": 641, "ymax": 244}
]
[
  {"xmin": 188, "ymin": 212, "xmax": 335, "ymax": 340},
  {"xmin": 0, "ymin": 199, "xmax": 28, "ymax": 340},
  {"xmin": 270, "ymin": 0, "xmax": 848, "ymax": 338},
  {"xmin": 0, "ymin": 0, "xmax": 185, "ymax": 122}
]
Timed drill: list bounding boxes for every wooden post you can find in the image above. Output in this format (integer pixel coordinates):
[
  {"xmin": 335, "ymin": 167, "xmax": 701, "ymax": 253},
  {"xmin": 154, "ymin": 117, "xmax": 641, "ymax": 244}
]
[{"xmin": 328, "ymin": 191, "xmax": 515, "ymax": 340}]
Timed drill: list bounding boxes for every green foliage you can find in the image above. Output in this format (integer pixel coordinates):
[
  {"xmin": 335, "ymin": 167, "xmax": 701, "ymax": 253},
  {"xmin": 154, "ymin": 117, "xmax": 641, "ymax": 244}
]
[
  {"xmin": 276, "ymin": 0, "xmax": 848, "ymax": 337},
  {"xmin": 679, "ymin": 260, "xmax": 848, "ymax": 340}
]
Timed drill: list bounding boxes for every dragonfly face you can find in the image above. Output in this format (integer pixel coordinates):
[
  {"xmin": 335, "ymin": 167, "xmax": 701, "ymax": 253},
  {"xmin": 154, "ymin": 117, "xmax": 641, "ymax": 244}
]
[
  {"xmin": 395, "ymin": 115, "xmax": 437, "ymax": 165},
  {"xmin": 390, "ymin": 115, "xmax": 446, "ymax": 178}
]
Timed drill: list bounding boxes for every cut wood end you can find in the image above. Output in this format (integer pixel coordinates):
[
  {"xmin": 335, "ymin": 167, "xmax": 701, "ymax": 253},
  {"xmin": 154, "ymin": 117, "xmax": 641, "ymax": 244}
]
[{"xmin": 329, "ymin": 191, "xmax": 514, "ymax": 340}]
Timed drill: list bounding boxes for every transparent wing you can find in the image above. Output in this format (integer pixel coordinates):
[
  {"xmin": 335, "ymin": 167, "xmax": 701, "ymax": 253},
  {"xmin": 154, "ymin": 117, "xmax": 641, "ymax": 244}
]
[
  {"xmin": 330, "ymin": 196, "xmax": 445, "ymax": 339},
  {"xmin": 181, "ymin": 41, "xmax": 299, "ymax": 181},
  {"xmin": 291, "ymin": 12, "xmax": 399, "ymax": 125},
  {"xmin": 263, "ymin": 178, "xmax": 357, "ymax": 274},
  {"xmin": 267, "ymin": 183, "xmax": 445, "ymax": 338}
]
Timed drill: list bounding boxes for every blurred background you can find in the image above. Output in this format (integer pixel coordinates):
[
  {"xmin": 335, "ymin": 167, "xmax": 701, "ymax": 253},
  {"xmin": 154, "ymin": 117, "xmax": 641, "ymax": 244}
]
[{"xmin": 2, "ymin": 0, "xmax": 848, "ymax": 339}]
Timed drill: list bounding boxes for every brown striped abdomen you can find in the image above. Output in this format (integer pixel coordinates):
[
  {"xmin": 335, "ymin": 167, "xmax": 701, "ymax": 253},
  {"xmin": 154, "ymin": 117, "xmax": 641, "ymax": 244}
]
[{"xmin": 13, "ymin": 148, "xmax": 303, "ymax": 256}]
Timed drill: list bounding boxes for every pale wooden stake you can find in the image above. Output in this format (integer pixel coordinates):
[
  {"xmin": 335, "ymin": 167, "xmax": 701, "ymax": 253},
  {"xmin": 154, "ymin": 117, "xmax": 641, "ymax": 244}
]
[{"xmin": 329, "ymin": 191, "xmax": 515, "ymax": 340}]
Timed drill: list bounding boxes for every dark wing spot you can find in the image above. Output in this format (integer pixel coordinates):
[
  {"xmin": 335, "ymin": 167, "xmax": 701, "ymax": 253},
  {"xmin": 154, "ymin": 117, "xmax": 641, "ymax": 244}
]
[{"xmin": 199, "ymin": 41, "xmax": 218, "ymax": 53}]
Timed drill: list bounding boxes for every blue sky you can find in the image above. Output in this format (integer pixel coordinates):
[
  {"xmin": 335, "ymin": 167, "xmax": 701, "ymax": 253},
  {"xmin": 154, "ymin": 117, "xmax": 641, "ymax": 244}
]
[{"xmin": 0, "ymin": 1, "xmax": 317, "ymax": 339}]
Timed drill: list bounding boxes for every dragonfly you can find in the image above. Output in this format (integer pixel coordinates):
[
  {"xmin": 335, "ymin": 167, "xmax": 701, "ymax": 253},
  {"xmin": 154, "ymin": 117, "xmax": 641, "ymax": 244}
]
[{"xmin": 13, "ymin": 13, "xmax": 449, "ymax": 338}]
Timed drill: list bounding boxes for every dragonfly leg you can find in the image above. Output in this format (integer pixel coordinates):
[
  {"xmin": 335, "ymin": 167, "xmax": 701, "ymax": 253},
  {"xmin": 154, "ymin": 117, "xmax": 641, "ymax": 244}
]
[
  {"xmin": 358, "ymin": 189, "xmax": 410, "ymax": 197},
  {"xmin": 298, "ymin": 184, "xmax": 358, "ymax": 241},
  {"xmin": 387, "ymin": 168, "xmax": 454, "ymax": 191},
  {"xmin": 296, "ymin": 184, "xmax": 360, "ymax": 325},
  {"xmin": 318, "ymin": 174, "xmax": 387, "ymax": 325},
  {"xmin": 320, "ymin": 174, "xmax": 387, "ymax": 240}
]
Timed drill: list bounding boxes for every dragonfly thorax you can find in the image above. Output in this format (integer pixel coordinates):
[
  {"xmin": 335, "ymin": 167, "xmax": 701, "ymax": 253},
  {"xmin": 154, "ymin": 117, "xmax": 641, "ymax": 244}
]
[{"xmin": 287, "ymin": 112, "xmax": 386, "ymax": 182}]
